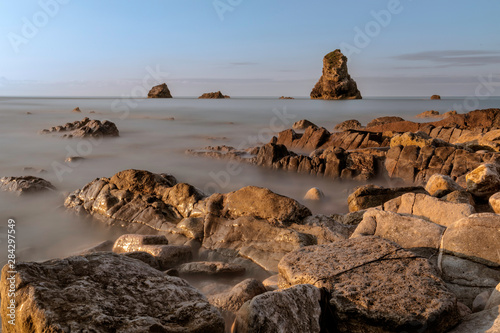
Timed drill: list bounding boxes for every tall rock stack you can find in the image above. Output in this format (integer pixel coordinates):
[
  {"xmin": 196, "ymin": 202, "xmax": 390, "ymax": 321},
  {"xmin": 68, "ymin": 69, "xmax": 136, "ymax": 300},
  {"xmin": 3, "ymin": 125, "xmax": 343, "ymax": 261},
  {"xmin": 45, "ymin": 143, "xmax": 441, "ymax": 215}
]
[{"xmin": 310, "ymin": 49, "xmax": 362, "ymax": 100}]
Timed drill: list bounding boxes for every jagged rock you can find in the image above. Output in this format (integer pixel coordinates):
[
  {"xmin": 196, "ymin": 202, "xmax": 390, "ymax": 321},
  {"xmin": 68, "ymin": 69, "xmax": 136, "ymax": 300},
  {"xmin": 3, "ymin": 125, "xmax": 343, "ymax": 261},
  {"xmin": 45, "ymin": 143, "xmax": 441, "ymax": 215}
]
[
  {"xmin": 425, "ymin": 174, "xmax": 462, "ymax": 197},
  {"xmin": 40, "ymin": 117, "xmax": 119, "ymax": 138},
  {"xmin": 292, "ymin": 119, "xmax": 317, "ymax": 130},
  {"xmin": 198, "ymin": 91, "xmax": 230, "ymax": 99},
  {"xmin": 366, "ymin": 116, "xmax": 405, "ymax": 128},
  {"xmin": 310, "ymin": 49, "xmax": 362, "ymax": 100},
  {"xmin": 0, "ymin": 176, "xmax": 55, "ymax": 195},
  {"xmin": 279, "ymin": 236, "xmax": 460, "ymax": 333},
  {"xmin": 347, "ymin": 184, "xmax": 427, "ymax": 212},
  {"xmin": 416, "ymin": 110, "xmax": 440, "ymax": 118},
  {"xmin": 447, "ymin": 306, "xmax": 499, "ymax": 333},
  {"xmin": 147, "ymin": 83, "xmax": 172, "ymax": 98},
  {"xmin": 177, "ymin": 261, "xmax": 245, "ymax": 277},
  {"xmin": 473, "ymin": 291, "xmax": 491, "ymax": 313},
  {"xmin": 255, "ymin": 142, "xmax": 289, "ymax": 167},
  {"xmin": 382, "ymin": 193, "xmax": 475, "ymax": 227},
  {"xmin": 0, "ymin": 252, "xmax": 225, "ymax": 333},
  {"xmin": 441, "ymin": 213, "xmax": 500, "ymax": 267},
  {"xmin": 466, "ymin": 164, "xmax": 500, "ymax": 197},
  {"xmin": 351, "ymin": 209, "xmax": 445, "ymax": 258},
  {"xmin": 232, "ymin": 284, "xmax": 323, "ymax": 333},
  {"xmin": 486, "ymin": 283, "xmax": 500, "ymax": 309},
  {"xmin": 334, "ymin": 119, "xmax": 361, "ymax": 131},
  {"xmin": 209, "ymin": 279, "xmax": 267, "ymax": 332},
  {"xmin": 303, "ymin": 187, "xmax": 324, "ymax": 201},
  {"xmin": 431, "ymin": 95, "xmax": 441, "ymax": 100},
  {"xmin": 390, "ymin": 131, "xmax": 451, "ymax": 148}
]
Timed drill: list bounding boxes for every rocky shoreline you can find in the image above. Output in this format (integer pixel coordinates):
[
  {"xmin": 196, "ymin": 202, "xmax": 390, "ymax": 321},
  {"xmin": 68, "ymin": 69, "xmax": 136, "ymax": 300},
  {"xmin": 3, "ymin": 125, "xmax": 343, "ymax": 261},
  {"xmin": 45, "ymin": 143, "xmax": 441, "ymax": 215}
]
[{"xmin": 1, "ymin": 109, "xmax": 500, "ymax": 332}]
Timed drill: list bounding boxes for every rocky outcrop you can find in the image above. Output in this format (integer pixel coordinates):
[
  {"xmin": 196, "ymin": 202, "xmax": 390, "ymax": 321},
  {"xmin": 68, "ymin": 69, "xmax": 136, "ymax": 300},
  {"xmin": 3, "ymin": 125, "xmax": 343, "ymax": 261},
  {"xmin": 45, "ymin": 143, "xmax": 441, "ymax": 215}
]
[
  {"xmin": 199, "ymin": 91, "xmax": 230, "ymax": 99},
  {"xmin": 347, "ymin": 184, "xmax": 427, "ymax": 212},
  {"xmin": 40, "ymin": 117, "xmax": 119, "ymax": 138},
  {"xmin": 147, "ymin": 83, "xmax": 172, "ymax": 98},
  {"xmin": 0, "ymin": 252, "xmax": 225, "ymax": 332},
  {"xmin": 416, "ymin": 110, "xmax": 440, "ymax": 118},
  {"xmin": 0, "ymin": 176, "xmax": 55, "ymax": 195},
  {"xmin": 334, "ymin": 119, "xmax": 361, "ymax": 131},
  {"xmin": 310, "ymin": 49, "xmax": 362, "ymax": 100},
  {"xmin": 292, "ymin": 119, "xmax": 317, "ymax": 130},
  {"xmin": 279, "ymin": 236, "xmax": 460, "ymax": 333}
]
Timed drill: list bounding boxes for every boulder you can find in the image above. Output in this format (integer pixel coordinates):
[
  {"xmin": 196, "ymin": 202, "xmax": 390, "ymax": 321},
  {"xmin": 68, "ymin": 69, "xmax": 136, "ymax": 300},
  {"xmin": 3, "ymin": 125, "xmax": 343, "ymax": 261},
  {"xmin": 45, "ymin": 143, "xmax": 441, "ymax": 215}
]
[
  {"xmin": 441, "ymin": 213, "xmax": 500, "ymax": 267},
  {"xmin": 416, "ymin": 110, "xmax": 440, "ymax": 118},
  {"xmin": 425, "ymin": 174, "xmax": 462, "ymax": 197},
  {"xmin": 232, "ymin": 284, "xmax": 323, "ymax": 333},
  {"xmin": 486, "ymin": 283, "xmax": 500, "ymax": 309},
  {"xmin": 40, "ymin": 117, "xmax": 119, "ymax": 138},
  {"xmin": 198, "ymin": 91, "xmax": 230, "ymax": 99},
  {"xmin": 262, "ymin": 274, "xmax": 279, "ymax": 291},
  {"xmin": 0, "ymin": 252, "xmax": 225, "ymax": 332},
  {"xmin": 466, "ymin": 164, "xmax": 500, "ymax": 197},
  {"xmin": 0, "ymin": 176, "xmax": 55, "ymax": 195},
  {"xmin": 472, "ymin": 291, "xmax": 492, "ymax": 313},
  {"xmin": 303, "ymin": 187, "xmax": 324, "ymax": 201},
  {"xmin": 279, "ymin": 236, "xmax": 460, "ymax": 333},
  {"xmin": 289, "ymin": 214, "xmax": 353, "ymax": 245},
  {"xmin": 334, "ymin": 119, "xmax": 361, "ymax": 131},
  {"xmin": 147, "ymin": 83, "xmax": 172, "ymax": 98},
  {"xmin": 310, "ymin": 49, "xmax": 362, "ymax": 100},
  {"xmin": 431, "ymin": 95, "xmax": 441, "ymax": 100},
  {"xmin": 447, "ymin": 305, "xmax": 499, "ymax": 333},
  {"xmin": 489, "ymin": 192, "xmax": 500, "ymax": 213},
  {"xmin": 292, "ymin": 119, "xmax": 317, "ymax": 130},
  {"xmin": 112, "ymin": 234, "xmax": 169, "ymax": 252},
  {"xmin": 177, "ymin": 261, "xmax": 245, "ymax": 277},
  {"xmin": 442, "ymin": 190, "xmax": 475, "ymax": 206},
  {"xmin": 347, "ymin": 184, "xmax": 427, "ymax": 212}
]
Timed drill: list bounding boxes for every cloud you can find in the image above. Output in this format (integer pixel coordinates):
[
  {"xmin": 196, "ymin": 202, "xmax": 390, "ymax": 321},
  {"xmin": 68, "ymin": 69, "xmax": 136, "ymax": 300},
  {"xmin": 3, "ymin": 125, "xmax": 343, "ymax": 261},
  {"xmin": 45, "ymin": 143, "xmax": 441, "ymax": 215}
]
[
  {"xmin": 229, "ymin": 62, "xmax": 258, "ymax": 66},
  {"xmin": 392, "ymin": 50, "xmax": 500, "ymax": 68}
]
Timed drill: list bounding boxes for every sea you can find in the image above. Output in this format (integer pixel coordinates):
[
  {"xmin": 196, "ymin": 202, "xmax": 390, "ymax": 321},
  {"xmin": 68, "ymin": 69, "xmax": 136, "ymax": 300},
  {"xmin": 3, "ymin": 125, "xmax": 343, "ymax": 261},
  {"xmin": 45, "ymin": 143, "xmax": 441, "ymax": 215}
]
[{"xmin": 1, "ymin": 96, "xmax": 500, "ymax": 264}]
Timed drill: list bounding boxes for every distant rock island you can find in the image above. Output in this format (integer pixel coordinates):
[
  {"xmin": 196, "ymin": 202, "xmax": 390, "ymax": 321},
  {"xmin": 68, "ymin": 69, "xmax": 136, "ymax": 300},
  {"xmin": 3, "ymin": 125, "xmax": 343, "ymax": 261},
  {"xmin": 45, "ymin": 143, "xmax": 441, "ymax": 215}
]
[
  {"xmin": 310, "ymin": 49, "xmax": 362, "ymax": 100},
  {"xmin": 431, "ymin": 94, "xmax": 441, "ymax": 100},
  {"xmin": 198, "ymin": 91, "xmax": 230, "ymax": 99},
  {"xmin": 148, "ymin": 83, "xmax": 172, "ymax": 98},
  {"xmin": 279, "ymin": 96, "xmax": 294, "ymax": 100}
]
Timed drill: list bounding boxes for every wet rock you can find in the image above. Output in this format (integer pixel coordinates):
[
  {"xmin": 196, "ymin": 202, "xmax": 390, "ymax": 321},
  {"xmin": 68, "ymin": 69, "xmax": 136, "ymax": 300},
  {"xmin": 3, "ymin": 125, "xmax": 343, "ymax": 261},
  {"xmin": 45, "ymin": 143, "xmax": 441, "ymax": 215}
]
[
  {"xmin": 310, "ymin": 49, "xmax": 362, "ymax": 100},
  {"xmin": 347, "ymin": 184, "xmax": 427, "ymax": 212},
  {"xmin": 199, "ymin": 91, "xmax": 230, "ymax": 99},
  {"xmin": 40, "ymin": 117, "xmax": 119, "ymax": 138},
  {"xmin": 232, "ymin": 284, "xmax": 323, "ymax": 333},
  {"xmin": 303, "ymin": 187, "xmax": 324, "ymax": 201},
  {"xmin": 112, "ymin": 234, "xmax": 168, "ymax": 251},
  {"xmin": 0, "ymin": 176, "xmax": 55, "ymax": 195},
  {"xmin": 279, "ymin": 236, "xmax": 460, "ymax": 333},
  {"xmin": 292, "ymin": 119, "xmax": 317, "ymax": 130},
  {"xmin": 431, "ymin": 95, "xmax": 441, "ymax": 100},
  {"xmin": 466, "ymin": 164, "xmax": 500, "ymax": 197},
  {"xmin": 425, "ymin": 173, "xmax": 462, "ymax": 197},
  {"xmin": 334, "ymin": 119, "xmax": 361, "ymax": 131},
  {"xmin": 416, "ymin": 110, "xmax": 440, "ymax": 118},
  {"xmin": 147, "ymin": 83, "xmax": 172, "ymax": 98},
  {"xmin": 447, "ymin": 305, "xmax": 500, "ymax": 333},
  {"xmin": 0, "ymin": 252, "xmax": 225, "ymax": 333},
  {"xmin": 441, "ymin": 213, "xmax": 500, "ymax": 267},
  {"xmin": 177, "ymin": 261, "xmax": 245, "ymax": 277}
]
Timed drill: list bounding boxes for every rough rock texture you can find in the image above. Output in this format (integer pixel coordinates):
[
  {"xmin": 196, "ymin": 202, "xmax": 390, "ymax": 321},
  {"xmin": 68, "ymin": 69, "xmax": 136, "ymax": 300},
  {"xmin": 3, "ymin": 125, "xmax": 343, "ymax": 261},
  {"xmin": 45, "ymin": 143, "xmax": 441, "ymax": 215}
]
[
  {"xmin": 0, "ymin": 252, "xmax": 225, "ymax": 333},
  {"xmin": 292, "ymin": 119, "xmax": 317, "ymax": 130},
  {"xmin": 390, "ymin": 131, "xmax": 451, "ymax": 148},
  {"xmin": 198, "ymin": 91, "xmax": 230, "ymax": 99},
  {"xmin": 177, "ymin": 261, "xmax": 245, "ymax": 277},
  {"xmin": 416, "ymin": 110, "xmax": 440, "ymax": 118},
  {"xmin": 334, "ymin": 119, "xmax": 361, "ymax": 131},
  {"xmin": 279, "ymin": 236, "xmax": 460, "ymax": 333},
  {"xmin": 466, "ymin": 163, "xmax": 500, "ymax": 197},
  {"xmin": 310, "ymin": 49, "xmax": 362, "ymax": 100},
  {"xmin": 431, "ymin": 95, "xmax": 441, "ymax": 100},
  {"xmin": 147, "ymin": 83, "xmax": 172, "ymax": 98},
  {"xmin": 441, "ymin": 213, "xmax": 500, "ymax": 267},
  {"xmin": 232, "ymin": 284, "xmax": 323, "ymax": 333},
  {"xmin": 447, "ymin": 305, "xmax": 499, "ymax": 333},
  {"xmin": 425, "ymin": 174, "xmax": 462, "ymax": 197},
  {"xmin": 40, "ymin": 117, "xmax": 119, "ymax": 138},
  {"xmin": 0, "ymin": 176, "xmax": 55, "ymax": 195},
  {"xmin": 347, "ymin": 184, "xmax": 427, "ymax": 212}
]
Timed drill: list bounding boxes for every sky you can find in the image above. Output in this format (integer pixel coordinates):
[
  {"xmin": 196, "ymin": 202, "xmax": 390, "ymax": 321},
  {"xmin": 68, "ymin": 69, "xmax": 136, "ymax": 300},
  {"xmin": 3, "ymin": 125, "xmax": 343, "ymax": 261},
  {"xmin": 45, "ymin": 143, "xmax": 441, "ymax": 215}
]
[{"xmin": 0, "ymin": 0, "xmax": 499, "ymax": 97}]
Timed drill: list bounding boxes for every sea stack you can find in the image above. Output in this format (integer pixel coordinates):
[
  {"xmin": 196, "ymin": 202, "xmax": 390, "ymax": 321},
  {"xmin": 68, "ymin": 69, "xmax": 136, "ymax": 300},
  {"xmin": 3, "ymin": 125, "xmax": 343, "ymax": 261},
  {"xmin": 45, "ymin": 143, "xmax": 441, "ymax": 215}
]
[
  {"xmin": 310, "ymin": 49, "xmax": 362, "ymax": 100},
  {"xmin": 148, "ymin": 83, "xmax": 172, "ymax": 98},
  {"xmin": 198, "ymin": 91, "xmax": 230, "ymax": 99}
]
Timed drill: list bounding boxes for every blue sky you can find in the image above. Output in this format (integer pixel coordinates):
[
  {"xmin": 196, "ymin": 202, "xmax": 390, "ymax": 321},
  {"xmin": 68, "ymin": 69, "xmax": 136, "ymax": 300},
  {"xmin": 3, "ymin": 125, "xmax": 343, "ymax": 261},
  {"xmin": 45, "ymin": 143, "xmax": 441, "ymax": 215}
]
[{"xmin": 0, "ymin": 0, "xmax": 499, "ymax": 97}]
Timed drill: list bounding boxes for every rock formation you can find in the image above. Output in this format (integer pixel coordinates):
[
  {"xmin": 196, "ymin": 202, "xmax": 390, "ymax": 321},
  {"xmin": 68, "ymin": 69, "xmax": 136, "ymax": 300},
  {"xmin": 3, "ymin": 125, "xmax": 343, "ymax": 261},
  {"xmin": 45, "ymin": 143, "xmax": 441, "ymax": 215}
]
[
  {"xmin": 147, "ymin": 83, "xmax": 172, "ymax": 98},
  {"xmin": 431, "ymin": 94, "xmax": 442, "ymax": 100},
  {"xmin": 199, "ymin": 91, "xmax": 230, "ymax": 99},
  {"xmin": 0, "ymin": 176, "xmax": 55, "ymax": 195},
  {"xmin": 310, "ymin": 49, "xmax": 362, "ymax": 100},
  {"xmin": 40, "ymin": 117, "xmax": 119, "ymax": 138}
]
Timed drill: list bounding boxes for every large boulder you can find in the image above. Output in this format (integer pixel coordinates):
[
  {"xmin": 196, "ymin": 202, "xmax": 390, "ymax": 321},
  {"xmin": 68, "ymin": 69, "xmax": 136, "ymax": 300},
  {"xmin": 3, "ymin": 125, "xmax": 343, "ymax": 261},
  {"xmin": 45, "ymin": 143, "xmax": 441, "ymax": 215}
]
[
  {"xmin": 279, "ymin": 236, "xmax": 460, "ymax": 333},
  {"xmin": 466, "ymin": 164, "xmax": 500, "ymax": 197},
  {"xmin": 310, "ymin": 49, "xmax": 362, "ymax": 100},
  {"xmin": 147, "ymin": 83, "xmax": 172, "ymax": 98},
  {"xmin": 347, "ymin": 184, "xmax": 427, "ymax": 212},
  {"xmin": 232, "ymin": 284, "xmax": 323, "ymax": 333},
  {"xmin": 425, "ymin": 174, "xmax": 462, "ymax": 197},
  {"xmin": 0, "ymin": 176, "xmax": 55, "ymax": 195},
  {"xmin": 0, "ymin": 252, "xmax": 224, "ymax": 332}
]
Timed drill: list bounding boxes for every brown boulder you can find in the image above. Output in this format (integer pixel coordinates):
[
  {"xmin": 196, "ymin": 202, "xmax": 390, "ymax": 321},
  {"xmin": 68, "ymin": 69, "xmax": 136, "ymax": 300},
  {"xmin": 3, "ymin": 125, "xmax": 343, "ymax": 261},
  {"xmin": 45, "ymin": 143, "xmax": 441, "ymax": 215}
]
[
  {"xmin": 199, "ymin": 91, "xmax": 230, "ymax": 99},
  {"xmin": 147, "ymin": 83, "xmax": 172, "ymax": 98},
  {"xmin": 431, "ymin": 95, "xmax": 441, "ymax": 100},
  {"xmin": 334, "ymin": 119, "xmax": 361, "ymax": 131}
]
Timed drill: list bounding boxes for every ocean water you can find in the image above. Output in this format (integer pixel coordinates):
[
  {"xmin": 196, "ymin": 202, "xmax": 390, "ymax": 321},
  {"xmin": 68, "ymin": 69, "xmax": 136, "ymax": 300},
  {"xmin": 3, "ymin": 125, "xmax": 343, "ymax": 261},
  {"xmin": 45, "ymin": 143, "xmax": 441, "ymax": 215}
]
[{"xmin": 1, "ymin": 96, "xmax": 500, "ymax": 263}]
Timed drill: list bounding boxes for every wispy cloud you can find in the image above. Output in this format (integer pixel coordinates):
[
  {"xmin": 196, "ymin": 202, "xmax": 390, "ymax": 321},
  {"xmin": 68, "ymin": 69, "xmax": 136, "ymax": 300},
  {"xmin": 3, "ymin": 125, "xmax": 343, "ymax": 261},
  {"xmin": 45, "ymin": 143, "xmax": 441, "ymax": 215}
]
[{"xmin": 392, "ymin": 50, "xmax": 500, "ymax": 68}]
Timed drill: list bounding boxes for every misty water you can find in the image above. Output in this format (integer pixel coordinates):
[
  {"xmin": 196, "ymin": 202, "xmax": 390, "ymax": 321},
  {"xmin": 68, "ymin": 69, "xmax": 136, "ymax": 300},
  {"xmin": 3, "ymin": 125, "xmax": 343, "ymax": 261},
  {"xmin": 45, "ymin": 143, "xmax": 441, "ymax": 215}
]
[{"xmin": 1, "ymin": 96, "xmax": 500, "ymax": 265}]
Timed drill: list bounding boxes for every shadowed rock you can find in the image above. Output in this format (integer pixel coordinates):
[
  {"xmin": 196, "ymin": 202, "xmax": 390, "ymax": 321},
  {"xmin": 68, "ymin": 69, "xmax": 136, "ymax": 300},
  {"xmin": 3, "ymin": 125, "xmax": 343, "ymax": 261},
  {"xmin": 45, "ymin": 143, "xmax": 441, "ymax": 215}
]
[{"xmin": 148, "ymin": 83, "xmax": 172, "ymax": 98}]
